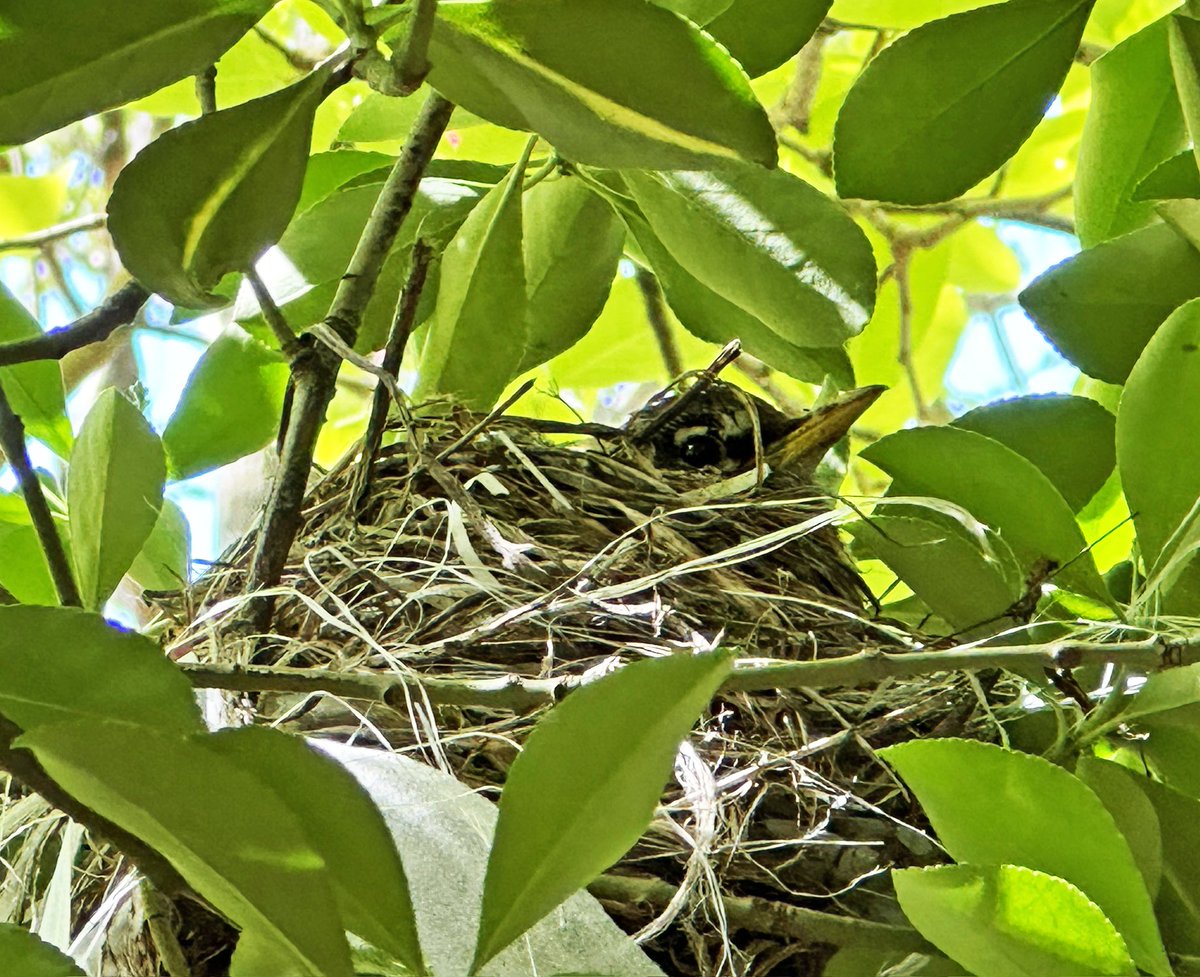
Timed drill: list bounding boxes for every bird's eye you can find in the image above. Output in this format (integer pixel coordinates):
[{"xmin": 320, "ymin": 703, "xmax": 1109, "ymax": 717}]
[{"xmin": 679, "ymin": 433, "xmax": 723, "ymax": 468}]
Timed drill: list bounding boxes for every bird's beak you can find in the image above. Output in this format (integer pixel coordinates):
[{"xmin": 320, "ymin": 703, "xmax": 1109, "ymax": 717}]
[{"xmin": 766, "ymin": 385, "xmax": 885, "ymax": 472}]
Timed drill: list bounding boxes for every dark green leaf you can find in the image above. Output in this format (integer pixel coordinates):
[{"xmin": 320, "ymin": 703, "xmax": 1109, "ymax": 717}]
[
  {"xmin": 19, "ymin": 722, "xmax": 353, "ymax": 977},
  {"xmin": 109, "ymin": 67, "xmax": 329, "ymax": 308},
  {"xmin": 952, "ymin": 395, "xmax": 1116, "ymax": 511},
  {"xmin": 861, "ymin": 426, "xmax": 1109, "ymax": 603},
  {"xmin": 894, "ymin": 864, "xmax": 1137, "ymax": 977},
  {"xmin": 1170, "ymin": 15, "xmax": 1200, "ymax": 175},
  {"xmin": 1019, "ymin": 221, "xmax": 1200, "ymax": 384},
  {"xmin": 472, "ymin": 650, "xmax": 733, "ymax": 970},
  {"xmin": 0, "ymin": 0, "xmax": 273, "ymax": 144},
  {"xmin": 414, "ymin": 146, "xmax": 531, "ymax": 409},
  {"xmin": 0, "ymin": 605, "xmax": 202, "ymax": 733},
  {"xmin": 67, "ymin": 389, "xmax": 165, "ymax": 610},
  {"xmin": 519, "ymin": 176, "xmax": 624, "ymax": 371},
  {"xmin": 0, "ymin": 922, "xmax": 84, "ymax": 977},
  {"xmin": 833, "ymin": 0, "xmax": 1092, "ymax": 204},
  {"xmin": 1076, "ymin": 758, "xmax": 1162, "ymax": 901},
  {"xmin": 706, "ymin": 0, "xmax": 832, "ymax": 77},
  {"xmin": 847, "ymin": 514, "xmax": 1022, "ymax": 632},
  {"xmin": 1133, "ymin": 149, "xmax": 1200, "ymax": 200},
  {"xmin": 1117, "ymin": 298, "xmax": 1200, "ymax": 611},
  {"xmin": 128, "ymin": 499, "xmax": 191, "ymax": 592},
  {"xmin": 206, "ymin": 728, "xmax": 424, "ymax": 975},
  {"xmin": 881, "ymin": 739, "xmax": 1169, "ymax": 976},
  {"xmin": 394, "ymin": 0, "xmax": 777, "ymax": 169},
  {"xmin": 1075, "ymin": 18, "xmax": 1185, "ymax": 247},
  {"xmin": 0, "ymin": 285, "xmax": 71, "ymax": 457},
  {"xmin": 297, "ymin": 150, "xmax": 395, "ymax": 214},
  {"xmin": 163, "ymin": 333, "xmax": 288, "ymax": 480},
  {"xmin": 624, "ymin": 164, "xmax": 876, "ymax": 346},
  {"xmin": 650, "ymin": 0, "xmax": 733, "ymax": 22}
]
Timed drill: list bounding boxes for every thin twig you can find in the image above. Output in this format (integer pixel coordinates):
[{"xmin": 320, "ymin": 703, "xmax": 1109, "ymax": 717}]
[
  {"xmin": 634, "ymin": 265, "xmax": 682, "ymax": 378},
  {"xmin": 0, "ymin": 280, "xmax": 149, "ymax": 368},
  {"xmin": 393, "ymin": 0, "xmax": 437, "ymax": 93},
  {"xmin": 195, "ymin": 64, "xmax": 217, "ymax": 116},
  {"xmin": 352, "ymin": 239, "xmax": 433, "ymax": 511},
  {"xmin": 0, "ymin": 386, "xmax": 80, "ymax": 606},
  {"xmin": 245, "ymin": 269, "xmax": 301, "ymax": 356},
  {"xmin": 891, "ymin": 248, "xmax": 928, "ymax": 422},
  {"xmin": 139, "ymin": 880, "xmax": 193, "ymax": 977},
  {"xmin": 242, "ymin": 93, "xmax": 454, "ymax": 630},
  {"xmin": 0, "ymin": 214, "xmax": 107, "ymax": 254},
  {"xmin": 776, "ymin": 28, "xmax": 829, "ymax": 135}
]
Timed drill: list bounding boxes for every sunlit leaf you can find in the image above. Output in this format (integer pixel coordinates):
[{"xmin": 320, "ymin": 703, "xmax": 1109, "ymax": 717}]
[
  {"xmin": 952, "ymin": 395, "xmax": 1116, "ymax": 511},
  {"xmin": 18, "ymin": 722, "xmax": 353, "ymax": 977},
  {"xmin": 1019, "ymin": 221, "xmax": 1200, "ymax": 384},
  {"xmin": 624, "ymin": 164, "xmax": 876, "ymax": 346},
  {"xmin": 1117, "ymin": 297, "xmax": 1200, "ymax": 611},
  {"xmin": 472, "ymin": 650, "xmax": 733, "ymax": 970},
  {"xmin": 520, "ymin": 176, "xmax": 624, "ymax": 371},
  {"xmin": 128, "ymin": 499, "xmax": 191, "ymax": 592},
  {"xmin": 706, "ymin": 0, "xmax": 832, "ymax": 77},
  {"xmin": 389, "ymin": 0, "xmax": 777, "ymax": 169},
  {"xmin": 67, "ymin": 390, "xmax": 166, "ymax": 610},
  {"xmin": 861, "ymin": 426, "xmax": 1109, "ymax": 603},
  {"xmin": 894, "ymin": 864, "xmax": 1137, "ymax": 977},
  {"xmin": 1075, "ymin": 17, "xmax": 1185, "ymax": 247},
  {"xmin": 881, "ymin": 740, "xmax": 1169, "ymax": 976},
  {"xmin": 109, "ymin": 66, "xmax": 330, "ymax": 308},
  {"xmin": 833, "ymin": 0, "xmax": 1093, "ymax": 203},
  {"xmin": 414, "ymin": 145, "xmax": 531, "ymax": 409},
  {"xmin": 163, "ymin": 332, "xmax": 288, "ymax": 480},
  {"xmin": 0, "ymin": 0, "xmax": 274, "ymax": 144}
]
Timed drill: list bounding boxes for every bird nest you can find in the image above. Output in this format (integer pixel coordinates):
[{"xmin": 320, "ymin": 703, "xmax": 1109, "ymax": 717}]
[{"xmin": 150, "ymin": 381, "xmax": 1024, "ymax": 977}]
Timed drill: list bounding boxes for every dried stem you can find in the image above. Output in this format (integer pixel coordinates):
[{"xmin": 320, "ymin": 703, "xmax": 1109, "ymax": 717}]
[
  {"xmin": 246, "ymin": 268, "xmax": 302, "ymax": 356},
  {"xmin": 0, "ymin": 386, "xmax": 80, "ymax": 606},
  {"xmin": 634, "ymin": 265, "xmax": 682, "ymax": 378}
]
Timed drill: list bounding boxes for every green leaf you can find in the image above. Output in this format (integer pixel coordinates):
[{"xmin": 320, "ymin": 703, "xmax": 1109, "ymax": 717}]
[
  {"xmin": 471, "ymin": 650, "xmax": 733, "ymax": 970},
  {"xmin": 0, "ymin": 285, "xmax": 71, "ymax": 457},
  {"xmin": 860, "ymin": 426, "xmax": 1109, "ymax": 604},
  {"xmin": 833, "ymin": 0, "xmax": 1093, "ymax": 204},
  {"xmin": 338, "ymin": 91, "xmax": 432, "ymax": 144},
  {"xmin": 893, "ymin": 864, "xmax": 1137, "ymax": 977},
  {"xmin": 615, "ymin": 197, "xmax": 853, "ymax": 384},
  {"xmin": 0, "ymin": 0, "xmax": 273, "ymax": 144},
  {"xmin": 1117, "ymin": 297, "xmax": 1200, "ymax": 611},
  {"xmin": 0, "ymin": 605, "xmax": 202, "ymax": 734},
  {"xmin": 297, "ymin": 150, "xmax": 396, "ymax": 214},
  {"xmin": 1121, "ymin": 662, "xmax": 1200, "ymax": 726},
  {"xmin": 1130, "ymin": 773, "xmax": 1200, "ymax": 953},
  {"xmin": 1076, "ymin": 758, "xmax": 1162, "ymax": 901},
  {"xmin": 1019, "ymin": 221, "xmax": 1200, "ymax": 384},
  {"xmin": 414, "ymin": 145, "xmax": 532, "ymax": 409},
  {"xmin": 706, "ymin": 0, "xmax": 832, "ymax": 78},
  {"xmin": 624, "ymin": 165, "xmax": 876, "ymax": 346},
  {"xmin": 946, "ymin": 222, "xmax": 1021, "ymax": 293},
  {"xmin": 128, "ymin": 499, "xmax": 191, "ymax": 592},
  {"xmin": 67, "ymin": 389, "xmax": 166, "ymax": 610},
  {"xmin": 847, "ymin": 514, "xmax": 1022, "ymax": 631},
  {"xmin": 19, "ymin": 722, "xmax": 353, "ymax": 977},
  {"xmin": 1170, "ymin": 15, "xmax": 1200, "ymax": 176},
  {"xmin": 163, "ymin": 333, "xmax": 289, "ymax": 480},
  {"xmin": 1075, "ymin": 17, "xmax": 1185, "ymax": 247},
  {"xmin": 519, "ymin": 176, "xmax": 624, "ymax": 372},
  {"xmin": 0, "ymin": 923, "xmax": 84, "ymax": 977},
  {"xmin": 108, "ymin": 67, "xmax": 329, "ymax": 309},
  {"xmin": 1133, "ymin": 148, "xmax": 1200, "ymax": 200},
  {"xmin": 952, "ymin": 395, "xmax": 1116, "ymax": 511},
  {"xmin": 881, "ymin": 740, "xmax": 1169, "ymax": 976},
  {"xmin": 651, "ymin": 0, "xmax": 734, "ymax": 22},
  {"xmin": 0, "ymin": 513, "xmax": 58, "ymax": 606},
  {"xmin": 395, "ymin": 0, "xmax": 777, "ymax": 169},
  {"xmin": 206, "ymin": 728, "xmax": 425, "ymax": 975}
]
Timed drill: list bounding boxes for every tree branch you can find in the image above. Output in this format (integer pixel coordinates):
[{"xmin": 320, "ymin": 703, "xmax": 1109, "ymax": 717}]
[
  {"xmin": 0, "ymin": 214, "xmax": 107, "ymax": 254},
  {"xmin": 0, "ymin": 280, "xmax": 149, "ymax": 368},
  {"xmin": 242, "ymin": 92, "xmax": 454, "ymax": 630},
  {"xmin": 179, "ymin": 635, "xmax": 1200, "ymax": 713},
  {"xmin": 0, "ymin": 386, "xmax": 80, "ymax": 606}
]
